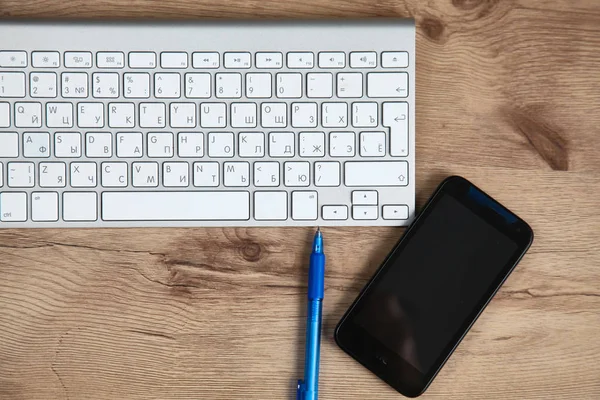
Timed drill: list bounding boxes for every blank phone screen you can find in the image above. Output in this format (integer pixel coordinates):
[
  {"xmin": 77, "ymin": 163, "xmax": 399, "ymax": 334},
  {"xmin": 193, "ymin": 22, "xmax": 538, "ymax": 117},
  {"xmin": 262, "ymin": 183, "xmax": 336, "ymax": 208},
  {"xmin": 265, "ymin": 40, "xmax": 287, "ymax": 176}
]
[{"xmin": 353, "ymin": 193, "xmax": 519, "ymax": 374}]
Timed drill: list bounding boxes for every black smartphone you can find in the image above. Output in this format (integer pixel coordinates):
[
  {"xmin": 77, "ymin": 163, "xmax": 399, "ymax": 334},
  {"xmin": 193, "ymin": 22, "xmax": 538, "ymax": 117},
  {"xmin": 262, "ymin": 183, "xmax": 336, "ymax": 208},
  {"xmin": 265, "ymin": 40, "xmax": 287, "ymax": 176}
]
[{"xmin": 334, "ymin": 176, "xmax": 534, "ymax": 397}]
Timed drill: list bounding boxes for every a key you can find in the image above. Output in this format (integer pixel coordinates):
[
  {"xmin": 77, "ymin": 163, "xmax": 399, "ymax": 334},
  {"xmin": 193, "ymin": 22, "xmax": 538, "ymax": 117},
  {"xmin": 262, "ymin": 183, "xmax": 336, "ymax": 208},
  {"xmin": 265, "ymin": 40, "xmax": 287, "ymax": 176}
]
[
  {"xmin": 140, "ymin": 103, "xmax": 166, "ymax": 128},
  {"xmin": 208, "ymin": 132, "xmax": 234, "ymax": 157},
  {"xmin": 277, "ymin": 73, "xmax": 302, "ymax": 98},
  {"xmin": 256, "ymin": 53, "xmax": 283, "ymax": 69},
  {"xmin": 314, "ymin": 162, "xmax": 340, "ymax": 186},
  {"xmin": 170, "ymin": 103, "xmax": 196, "ymax": 128},
  {"xmin": 148, "ymin": 132, "xmax": 174, "ymax": 157},
  {"xmin": 254, "ymin": 191, "xmax": 287, "ymax": 220},
  {"xmin": 307, "ymin": 73, "xmax": 333, "ymax": 98},
  {"xmin": 62, "ymin": 72, "xmax": 88, "ymax": 98},
  {"xmin": 224, "ymin": 52, "xmax": 251, "ymax": 69},
  {"xmin": 0, "ymin": 164, "xmax": 2, "ymax": 187},
  {"xmin": 163, "ymin": 162, "xmax": 189, "ymax": 187},
  {"xmin": 15, "ymin": 102, "xmax": 42, "ymax": 128},
  {"xmin": 0, "ymin": 132, "xmax": 18, "ymax": 157},
  {"xmin": 337, "ymin": 73, "xmax": 363, "ymax": 98},
  {"xmin": 383, "ymin": 102, "xmax": 409, "ymax": 157},
  {"xmin": 178, "ymin": 132, "xmax": 204, "ymax": 157},
  {"xmin": 39, "ymin": 162, "xmax": 66, "ymax": 187},
  {"xmin": 239, "ymin": 132, "xmax": 265, "ymax": 157},
  {"xmin": 299, "ymin": 131, "xmax": 325, "ymax": 157},
  {"xmin": 30, "ymin": 72, "xmax": 57, "ymax": 98},
  {"xmin": 216, "ymin": 73, "xmax": 242, "ymax": 98},
  {"xmin": 32, "ymin": 51, "xmax": 60, "ymax": 68},
  {"xmin": 352, "ymin": 102, "xmax": 378, "ymax": 128},
  {"xmin": 46, "ymin": 103, "xmax": 73, "ymax": 128},
  {"xmin": 64, "ymin": 52, "xmax": 92, "ymax": 68},
  {"xmin": 367, "ymin": 72, "xmax": 408, "ymax": 98},
  {"xmin": 108, "ymin": 103, "xmax": 135, "ymax": 128},
  {"xmin": 193, "ymin": 162, "xmax": 219, "ymax": 187},
  {"xmin": 133, "ymin": 162, "xmax": 159, "ymax": 187},
  {"xmin": 269, "ymin": 131, "xmax": 295, "ymax": 157},
  {"xmin": 224, "ymin": 162, "xmax": 250, "ymax": 187},
  {"xmin": 350, "ymin": 52, "xmax": 377, "ymax": 68},
  {"xmin": 292, "ymin": 191, "xmax": 318, "ymax": 220},
  {"xmin": 292, "ymin": 103, "xmax": 317, "ymax": 128},
  {"xmin": 97, "ymin": 52, "xmax": 125, "ymax": 68},
  {"xmin": 345, "ymin": 161, "xmax": 408, "ymax": 187},
  {"xmin": 54, "ymin": 132, "xmax": 81, "ymax": 158},
  {"xmin": 0, "ymin": 192, "xmax": 27, "ymax": 221},
  {"xmin": 200, "ymin": 103, "xmax": 227, "ymax": 128},
  {"xmin": 124, "ymin": 73, "xmax": 150, "ymax": 98},
  {"xmin": 70, "ymin": 162, "xmax": 97, "ymax": 187},
  {"xmin": 329, "ymin": 131, "xmax": 355, "ymax": 157},
  {"xmin": 192, "ymin": 52, "xmax": 220, "ymax": 69},
  {"xmin": 231, "ymin": 103, "xmax": 257, "ymax": 128},
  {"xmin": 63, "ymin": 192, "xmax": 97, "ymax": 221},
  {"xmin": 129, "ymin": 52, "xmax": 156, "ymax": 69},
  {"xmin": 261, "ymin": 103, "xmax": 287, "ymax": 128},
  {"xmin": 185, "ymin": 73, "xmax": 211, "ymax": 99},
  {"xmin": 360, "ymin": 131, "xmax": 386, "ymax": 157},
  {"xmin": 86, "ymin": 132, "xmax": 112, "ymax": 158},
  {"xmin": 8, "ymin": 162, "xmax": 34, "ymax": 187},
  {"xmin": 319, "ymin": 52, "xmax": 346, "ymax": 68},
  {"xmin": 161, "ymin": 52, "xmax": 188, "ymax": 69},
  {"xmin": 383, "ymin": 205, "xmax": 409, "ymax": 220},
  {"xmin": 285, "ymin": 161, "xmax": 310, "ymax": 187},
  {"xmin": 155, "ymin": 73, "xmax": 181, "ymax": 98},
  {"xmin": 116, "ymin": 132, "xmax": 143, "ymax": 157},
  {"xmin": 0, "ymin": 51, "xmax": 27, "ymax": 67},
  {"xmin": 0, "ymin": 72, "xmax": 26, "ymax": 98},
  {"xmin": 353, "ymin": 205, "xmax": 378, "ymax": 220},
  {"xmin": 246, "ymin": 73, "xmax": 272, "ymax": 98},
  {"xmin": 352, "ymin": 191, "xmax": 378, "ymax": 205},
  {"xmin": 101, "ymin": 162, "xmax": 128, "ymax": 187},
  {"xmin": 322, "ymin": 205, "xmax": 348, "ymax": 220},
  {"xmin": 77, "ymin": 103, "xmax": 104, "ymax": 128},
  {"xmin": 23, "ymin": 132, "xmax": 50, "ymax": 158},
  {"xmin": 0, "ymin": 102, "xmax": 9, "ymax": 127},
  {"xmin": 382, "ymin": 52, "xmax": 409, "ymax": 68},
  {"xmin": 287, "ymin": 52, "xmax": 314, "ymax": 69},
  {"xmin": 31, "ymin": 192, "xmax": 59, "ymax": 222},
  {"xmin": 254, "ymin": 162, "xmax": 279, "ymax": 187},
  {"xmin": 322, "ymin": 103, "xmax": 347, "ymax": 128}
]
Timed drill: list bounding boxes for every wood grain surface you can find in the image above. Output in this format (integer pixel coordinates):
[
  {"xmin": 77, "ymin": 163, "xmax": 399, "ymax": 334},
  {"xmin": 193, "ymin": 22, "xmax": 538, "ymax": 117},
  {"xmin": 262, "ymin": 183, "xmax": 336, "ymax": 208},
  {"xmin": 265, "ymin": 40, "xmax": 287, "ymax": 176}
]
[{"xmin": 1, "ymin": 0, "xmax": 600, "ymax": 399}]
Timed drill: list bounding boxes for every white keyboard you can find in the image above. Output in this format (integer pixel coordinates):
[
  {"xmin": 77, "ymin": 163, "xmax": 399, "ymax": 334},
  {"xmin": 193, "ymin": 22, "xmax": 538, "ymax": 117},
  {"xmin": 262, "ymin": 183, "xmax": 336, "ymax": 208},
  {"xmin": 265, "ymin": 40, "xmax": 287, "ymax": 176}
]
[{"xmin": 0, "ymin": 20, "xmax": 415, "ymax": 228}]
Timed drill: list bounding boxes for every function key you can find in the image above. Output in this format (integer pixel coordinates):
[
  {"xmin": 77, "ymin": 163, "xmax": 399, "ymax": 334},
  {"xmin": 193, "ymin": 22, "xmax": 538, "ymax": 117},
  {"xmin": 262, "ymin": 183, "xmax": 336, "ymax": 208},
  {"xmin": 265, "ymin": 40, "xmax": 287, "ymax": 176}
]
[
  {"xmin": 192, "ymin": 52, "xmax": 220, "ymax": 69},
  {"xmin": 65, "ymin": 52, "xmax": 93, "ymax": 68},
  {"xmin": 161, "ymin": 52, "xmax": 188, "ymax": 69},
  {"xmin": 129, "ymin": 52, "xmax": 156, "ymax": 69},
  {"xmin": 32, "ymin": 51, "xmax": 60, "ymax": 68},
  {"xmin": 0, "ymin": 51, "xmax": 28, "ymax": 68},
  {"xmin": 287, "ymin": 52, "xmax": 314, "ymax": 69},
  {"xmin": 224, "ymin": 52, "xmax": 251, "ymax": 69},
  {"xmin": 350, "ymin": 52, "xmax": 377, "ymax": 68},
  {"xmin": 382, "ymin": 52, "xmax": 409, "ymax": 68},
  {"xmin": 256, "ymin": 52, "xmax": 283, "ymax": 68},
  {"xmin": 97, "ymin": 52, "xmax": 125, "ymax": 68},
  {"xmin": 318, "ymin": 52, "xmax": 345, "ymax": 68}
]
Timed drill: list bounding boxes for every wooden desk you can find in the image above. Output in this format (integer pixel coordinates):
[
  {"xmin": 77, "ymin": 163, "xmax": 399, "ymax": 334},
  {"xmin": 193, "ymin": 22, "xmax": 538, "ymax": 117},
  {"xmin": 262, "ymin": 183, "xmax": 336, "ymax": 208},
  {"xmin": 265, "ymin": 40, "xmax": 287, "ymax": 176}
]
[{"xmin": 1, "ymin": 1, "xmax": 599, "ymax": 399}]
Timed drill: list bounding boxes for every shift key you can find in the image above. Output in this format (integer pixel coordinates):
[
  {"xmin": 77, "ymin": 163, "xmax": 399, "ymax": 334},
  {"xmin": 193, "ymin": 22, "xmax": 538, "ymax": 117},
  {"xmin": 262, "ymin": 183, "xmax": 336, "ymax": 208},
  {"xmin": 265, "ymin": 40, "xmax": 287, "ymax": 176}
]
[{"xmin": 345, "ymin": 161, "xmax": 408, "ymax": 187}]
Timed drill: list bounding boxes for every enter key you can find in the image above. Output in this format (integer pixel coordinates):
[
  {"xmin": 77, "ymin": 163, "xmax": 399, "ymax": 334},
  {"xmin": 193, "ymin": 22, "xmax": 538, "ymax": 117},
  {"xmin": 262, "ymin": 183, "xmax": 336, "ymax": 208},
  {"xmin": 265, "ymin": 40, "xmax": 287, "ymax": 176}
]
[{"xmin": 383, "ymin": 102, "xmax": 409, "ymax": 157}]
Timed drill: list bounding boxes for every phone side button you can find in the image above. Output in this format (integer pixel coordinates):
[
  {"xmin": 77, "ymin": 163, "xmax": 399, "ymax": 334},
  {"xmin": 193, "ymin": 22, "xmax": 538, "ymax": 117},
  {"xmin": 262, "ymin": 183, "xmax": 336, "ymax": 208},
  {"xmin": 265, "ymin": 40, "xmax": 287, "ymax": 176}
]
[
  {"xmin": 352, "ymin": 205, "xmax": 378, "ymax": 220},
  {"xmin": 382, "ymin": 204, "xmax": 409, "ymax": 220}
]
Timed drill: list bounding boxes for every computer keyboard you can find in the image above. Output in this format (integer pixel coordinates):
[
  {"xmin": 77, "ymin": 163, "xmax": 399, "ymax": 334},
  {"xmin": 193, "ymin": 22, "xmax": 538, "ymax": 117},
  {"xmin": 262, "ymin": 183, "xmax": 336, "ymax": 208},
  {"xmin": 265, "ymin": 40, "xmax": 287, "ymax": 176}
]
[{"xmin": 0, "ymin": 19, "xmax": 415, "ymax": 228}]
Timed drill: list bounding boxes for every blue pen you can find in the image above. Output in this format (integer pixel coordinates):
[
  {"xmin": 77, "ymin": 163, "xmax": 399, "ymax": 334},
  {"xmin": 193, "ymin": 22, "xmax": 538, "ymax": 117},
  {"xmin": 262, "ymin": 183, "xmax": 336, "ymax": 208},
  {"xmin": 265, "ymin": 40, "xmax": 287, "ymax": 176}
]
[{"xmin": 297, "ymin": 227, "xmax": 326, "ymax": 400}]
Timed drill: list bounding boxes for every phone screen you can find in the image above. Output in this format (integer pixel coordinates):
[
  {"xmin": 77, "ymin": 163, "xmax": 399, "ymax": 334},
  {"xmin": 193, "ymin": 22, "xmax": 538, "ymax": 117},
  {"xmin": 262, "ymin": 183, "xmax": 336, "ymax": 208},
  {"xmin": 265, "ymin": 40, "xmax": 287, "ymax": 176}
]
[{"xmin": 353, "ymin": 192, "xmax": 519, "ymax": 375}]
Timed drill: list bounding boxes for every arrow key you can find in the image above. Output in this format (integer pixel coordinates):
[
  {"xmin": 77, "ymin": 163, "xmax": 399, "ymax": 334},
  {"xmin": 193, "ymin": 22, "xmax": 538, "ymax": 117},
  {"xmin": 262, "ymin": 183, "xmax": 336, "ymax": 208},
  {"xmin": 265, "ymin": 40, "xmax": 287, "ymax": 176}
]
[
  {"xmin": 383, "ymin": 205, "xmax": 409, "ymax": 220},
  {"xmin": 352, "ymin": 205, "xmax": 378, "ymax": 220},
  {"xmin": 322, "ymin": 205, "xmax": 348, "ymax": 220},
  {"xmin": 352, "ymin": 190, "xmax": 378, "ymax": 205}
]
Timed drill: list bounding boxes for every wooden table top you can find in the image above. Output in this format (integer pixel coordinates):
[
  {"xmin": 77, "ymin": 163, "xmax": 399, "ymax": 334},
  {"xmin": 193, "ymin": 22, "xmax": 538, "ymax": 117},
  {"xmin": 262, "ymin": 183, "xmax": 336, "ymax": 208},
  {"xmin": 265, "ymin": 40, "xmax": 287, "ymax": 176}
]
[{"xmin": 1, "ymin": 1, "xmax": 599, "ymax": 399}]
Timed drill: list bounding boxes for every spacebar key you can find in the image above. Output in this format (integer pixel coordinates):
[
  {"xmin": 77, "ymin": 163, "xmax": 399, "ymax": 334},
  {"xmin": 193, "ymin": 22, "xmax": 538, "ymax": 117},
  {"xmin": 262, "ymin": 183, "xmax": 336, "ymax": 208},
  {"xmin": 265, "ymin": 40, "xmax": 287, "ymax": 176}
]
[
  {"xmin": 102, "ymin": 191, "xmax": 250, "ymax": 221},
  {"xmin": 345, "ymin": 161, "xmax": 409, "ymax": 186}
]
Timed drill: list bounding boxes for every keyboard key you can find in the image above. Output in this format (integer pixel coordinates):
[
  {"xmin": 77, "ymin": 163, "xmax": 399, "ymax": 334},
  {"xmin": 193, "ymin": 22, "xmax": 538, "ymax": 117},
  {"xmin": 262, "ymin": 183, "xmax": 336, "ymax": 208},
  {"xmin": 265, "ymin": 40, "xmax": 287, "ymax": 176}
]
[
  {"xmin": 246, "ymin": 73, "xmax": 272, "ymax": 98},
  {"xmin": 292, "ymin": 191, "xmax": 317, "ymax": 220},
  {"xmin": 124, "ymin": 73, "xmax": 151, "ymax": 98},
  {"xmin": 224, "ymin": 162, "xmax": 250, "ymax": 187},
  {"xmin": 292, "ymin": 103, "xmax": 317, "ymax": 128},
  {"xmin": 97, "ymin": 52, "xmax": 125, "ymax": 68},
  {"xmin": 367, "ymin": 72, "xmax": 408, "ymax": 98},
  {"xmin": 129, "ymin": 52, "xmax": 156, "ymax": 69},
  {"xmin": 224, "ymin": 52, "xmax": 251, "ymax": 68},
  {"xmin": 65, "ymin": 52, "xmax": 93, "ymax": 68},
  {"xmin": 322, "ymin": 205, "xmax": 348, "ymax": 220},
  {"xmin": 200, "ymin": 103, "xmax": 226, "ymax": 128},
  {"xmin": 32, "ymin": 51, "xmax": 60, "ymax": 68},
  {"xmin": 314, "ymin": 162, "xmax": 340, "ymax": 186},
  {"xmin": 31, "ymin": 192, "xmax": 59, "ymax": 222},
  {"xmin": 70, "ymin": 162, "xmax": 97, "ymax": 187},
  {"xmin": 208, "ymin": 132, "xmax": 234, "ymax": 157},
  {"xmin": 352, "ymin": 190, "xmax": 378, "ymax": 205},
  {"xmin": 353, "ymin": 205, "xmax": 378, "ymax": 220},
  {"xmin": 140, "ymin": 103, "xmax": 166, "ymax": 128},
  {"xmin": 147, "ymin": 132, "xmax": 174, "ymax": 157},
  {"xmin": 0, "ymin": 163, "xmax": 2, "ymax": 186},
  {"xmin": 231, "ymin": 103, "xmax": 257, "ymax": 128},
  {"xmin": 256, "ymin": 52, "xmax": 283, "ymax": 69},
  {"xmin": 0, "ymin": 72, "xmax": 26, "ymax": 98},
  {"xmin": 185, "ymin": 73, "xmax": 211, "ymax": 98},
  {"xmin": 322, "ymin": 102, "xmax": 347, "ymax": 128},
  {"xmin": 299, "ymin": 131, "xmax": 325, "ymax": 157},
  {"xmin": 382, "ymin": 52, "xmax": 409, "ymax": 68},
  {"xmin": 216, "ymin": 73, "xmax": 242, "ymax": 98},
  {"xmin": 54, "ymin": 132, "xmax": 81, "ymax": 158},
  {"xmin": 318, "ymin": 52, "xmax": 345, "ymax": 68},
  {"xmin": 46, "ymin": 102, "xmax": 73, "ymax": 128},
  {"xmin": 268, "ymin": 131, "xmax": 295, "ymax": 157},
  {"xmin": 62, "ymin": 72, "xmax": 88, "ymax": 98},
  {"xmin": 0, "ymin": 192, "xmax": 27, "ymax": 222},
  {"xmin": 383, "ymin": 205, "xmax": 409, "ymax": 220},
  {"xmin": 133, "ymin": 162, "xmax": 159, "ymax": 187},
  {"xmin": 0, "ymin": 102, "xmax": 9, "ymax": 127},
  {"xmin": 350, "ymin": 52, "xmax": 376, "ymax": 68},
  {"xmin": 337, "ymin": 73, "xmax": 363, "ymax": 98},
  {"xmin": 254, "ymin": 162, "xmax": 279, "ymax": 186},
  {"xmin": 101, "ymin": 162, "xmax": 128, "ymax": 187},
  {"xmin": 360, "ymin": 131, "xmax": 386, "ymax": 157},
  {"xmin": 15, "ymin": 102, "xmax": 42, "ymax": 128},
  {"xmin": 307, "ymin": 73, "xmax": 333, "ymax": 98},
  {"xmin": 161, "ymin": 52, "xmax": 188, "ymax": 68},
  {"xmin": 39, "ymin": 162, "xmax": 66, "ymax": 187},
  {"xmin": 329, "ymin": 131, "xmax": 355, "ymax": 157},
  {"xmin": 30, "ymin": 72, "xmax": 57, "ymax": 98},
  {"xmin": 77, "ymin": 103, "xmax": 104, "ymax": 128},
  {"xmin": 102, "ymin": 191, "xmax": 250, "ymax": 221},
  {"xmin": 0, "ymin": 51, "xmax": 27, "ymax": 67},
  {"xmin": 63, "ymin": 192, "xmax": 97, "ymax": 221},
  {"xmin": 170, "ymin": 103, "xmax": 196, "ymax": 128},
  {"xmin": 254, "ymin": 191, "xmax": 287, "ymax": 220},
  {"xmin": 238, "ymin": 132, "xmax": 264, "ymax": 157},
  {"xmin": 287, "ymin": 52, "xmax": 314, "ymax": 69},
  {"xmin": 8, "ymin": 162, "xmax": 34, "ymax": 187},
  {"xmin": 178, "ymin": 132, "xmax": 204, "ymax": 157},
  {"xmin": 108, "ymin": 103, "xmax": 135, "ymax": 128},
  {"xmin": 285, "ymin": 161, "xmax": 310, "ymax": 187},
  {"xmin": 116, "ymin": 132, "xmax": 143, "ymax": 157},
  {"xmin": 345, "ymin": 161, "xmax": 408, "ymax": 187},
  {"xmin": 23, "ymin": 132, "xmax": 50, "ymax": 158},
  {"xmin": 155, "ymin": 73, "xmax": 181, "ymax": 98},
  {"xmin": 193, "ymin": 162, "xmax": 219, "ymax": 187},
  {"xmin": 383, "ymin": 102, "xmax": 409, "ymax": 157},
  {"xmin": 261, "ymin": 103, "xmax": 287, "ymax": 128},
  {"xmin": 352, "ymin": 102, "xmax": 378, "ymax": 128},
  {"xmin": 276, "ymin": 73, "xmax": 302, "ymax": 98},
  {"xmin": 163, "ymin": 162, "xmax": 189, "ymax": 187},
  {"xmin": 192, "ymin": 52, "xmax": 220, "ymax": 69}
]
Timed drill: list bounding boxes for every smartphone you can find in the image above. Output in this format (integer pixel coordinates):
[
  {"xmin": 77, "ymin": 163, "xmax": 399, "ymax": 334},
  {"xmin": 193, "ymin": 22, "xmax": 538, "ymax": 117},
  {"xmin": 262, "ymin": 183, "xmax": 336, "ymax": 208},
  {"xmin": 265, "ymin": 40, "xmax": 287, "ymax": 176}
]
[{"xmin": 334, "ymin": 176, "xmax": 534, "ymax": 397}]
